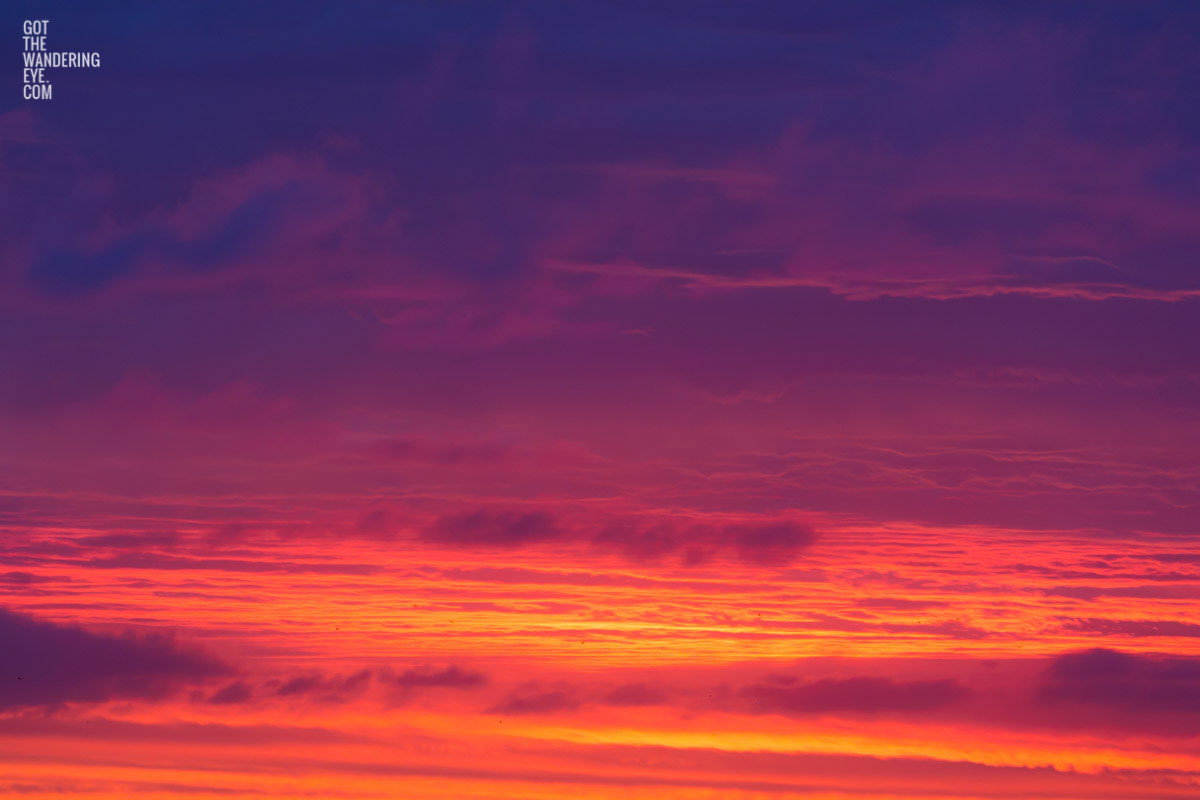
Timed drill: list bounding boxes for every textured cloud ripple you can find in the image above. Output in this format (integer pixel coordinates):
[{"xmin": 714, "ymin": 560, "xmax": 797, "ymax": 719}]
[{"xmin": 2, "ymin": 1, "xmax": 1199, "ymax": 798}]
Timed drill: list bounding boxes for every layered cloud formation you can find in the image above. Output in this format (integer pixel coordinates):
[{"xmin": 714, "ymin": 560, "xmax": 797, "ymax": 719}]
[{"xmin": 1, "ymin": 1, "xmax": 1199, "ymax": 798}]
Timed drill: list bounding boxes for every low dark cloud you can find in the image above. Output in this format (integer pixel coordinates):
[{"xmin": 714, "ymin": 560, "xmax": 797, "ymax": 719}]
[
  {"xmin": 0, "ymin": 572, "xmax": 62, "ymax": 586},
  {"xmin": 1038, "ymin": 649, "xmax": 1200, "ymax": 715},
  {"xmin": 737, "ymin": 675, "xmax": 968, "ymax": 716},
  {"xmin": 207, "ymin": 680, "xmax": 254, "ymax": 705},
  {"xmin": 0, "ymin": 607, "xmax": 224, "ymax": 711},
  {"xmin": 484, "ymin": 672, "xmax": 967, "ymax": 719},
  {"xmin": 425, "ymin": 511, "xmax": 561, "ymax": 547},
  {"xmin": 201, "ymin": 665, "xmax": 485, "ymax": 707},
  {"xmin": 275, "ymin": 669, "xmax": 373, "ymax": 700},
  {"xmin": 603, "ymin": 682, "xmax": 669, "ymax": 707},
  {"xmin": 387, "ymin": 666, "xmax": 487, "ymax": 690},
  {"xmin": 595, "ymin": 519, "xmax": 817, "ymax": 566},
  {"xmin": 485, "ymin": 680, "xmax": 670, "ymax": 716},
  {"xmin": 488, "ymin": 688, "xmax": 582, "ymax": 716},
  {"xmin": 725, "ymin": 523, "xmax": 819, "ymax": 566},
  {"xmin": 426, "ymin": 508, "xmax": 817, "ymax": 567}
]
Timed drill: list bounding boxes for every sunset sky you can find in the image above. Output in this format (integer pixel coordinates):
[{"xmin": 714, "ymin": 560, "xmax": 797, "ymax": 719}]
[{"xmin": 3, "ymin": 2, "xmax": 1200, "ymax": 798}]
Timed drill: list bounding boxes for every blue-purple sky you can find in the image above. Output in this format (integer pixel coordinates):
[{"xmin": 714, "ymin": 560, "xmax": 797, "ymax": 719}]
[{"xmin": 3, "ymin": 2, "xmax": 1200, "ymax": 798}]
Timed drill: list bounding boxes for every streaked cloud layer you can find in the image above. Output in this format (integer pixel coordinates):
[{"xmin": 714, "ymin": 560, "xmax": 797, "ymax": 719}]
[{"xmin": 2, "ymin": 1, "xmax": 1199, "ymax": 797}]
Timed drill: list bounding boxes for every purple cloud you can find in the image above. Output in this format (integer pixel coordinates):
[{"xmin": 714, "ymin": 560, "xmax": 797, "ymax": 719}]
[
  {"xmin": 0, "ymin": 607, "xmax": 224, "ymax": 711},
  {"xmin": 488, "ymin": 688, "xmax": 581, "ymax": 716},
  {"xmin": 425, "ymin": 510, "xmax": 561, "ymax": 547},
  {"xmin": 388, "ymin": 666, "xmax": 487, "ymax": 690},
  {"xmin": 1038, "ymin": 649, "xmax": 1200, "ymax": 715},
  {"xmin": 738, "ymin": 675, "xmax": 968, "ymax": 716}
]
